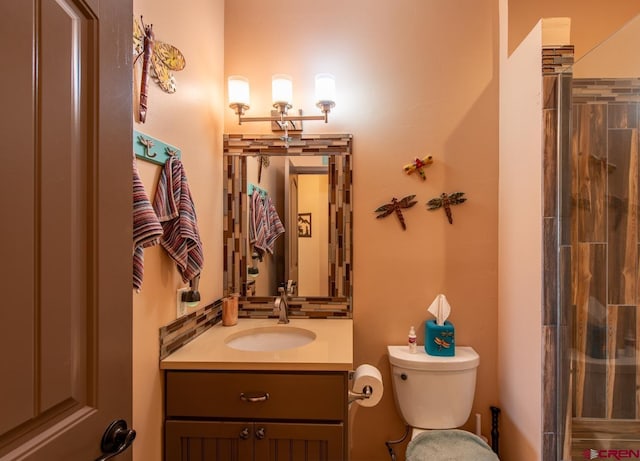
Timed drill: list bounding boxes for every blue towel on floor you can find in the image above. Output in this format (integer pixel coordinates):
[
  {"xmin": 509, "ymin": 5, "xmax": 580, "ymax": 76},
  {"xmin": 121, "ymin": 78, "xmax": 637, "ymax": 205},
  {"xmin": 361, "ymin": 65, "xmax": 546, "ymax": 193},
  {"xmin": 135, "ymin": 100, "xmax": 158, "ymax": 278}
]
[{"xmin": 406, "ymin": 429, "xmax": 499, "ymax": 461}]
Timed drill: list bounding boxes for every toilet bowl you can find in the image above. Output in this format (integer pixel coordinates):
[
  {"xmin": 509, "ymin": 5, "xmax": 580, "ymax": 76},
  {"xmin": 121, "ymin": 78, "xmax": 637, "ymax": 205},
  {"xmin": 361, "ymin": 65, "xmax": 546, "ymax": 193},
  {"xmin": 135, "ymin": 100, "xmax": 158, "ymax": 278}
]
[{"xmin": 387, "ymin": 345, "xmax": 498, "ymax": 460}]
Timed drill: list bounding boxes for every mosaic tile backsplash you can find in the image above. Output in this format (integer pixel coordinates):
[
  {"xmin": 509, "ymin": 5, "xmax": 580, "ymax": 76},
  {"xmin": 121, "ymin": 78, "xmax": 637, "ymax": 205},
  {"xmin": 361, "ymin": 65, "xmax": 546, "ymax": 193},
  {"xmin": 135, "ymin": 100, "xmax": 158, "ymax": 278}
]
[{"xmin": 159, "ymin": 300, "xmax": 222, "ymax": 360}]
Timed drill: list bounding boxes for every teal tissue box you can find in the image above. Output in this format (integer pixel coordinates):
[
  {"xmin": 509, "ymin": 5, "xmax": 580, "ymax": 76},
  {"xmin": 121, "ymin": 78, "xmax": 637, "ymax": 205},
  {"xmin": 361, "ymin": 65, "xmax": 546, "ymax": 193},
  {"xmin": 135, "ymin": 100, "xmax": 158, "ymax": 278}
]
[{"xmin": 425, "ymin": 320, "xmax": 455, "ymax": 356}]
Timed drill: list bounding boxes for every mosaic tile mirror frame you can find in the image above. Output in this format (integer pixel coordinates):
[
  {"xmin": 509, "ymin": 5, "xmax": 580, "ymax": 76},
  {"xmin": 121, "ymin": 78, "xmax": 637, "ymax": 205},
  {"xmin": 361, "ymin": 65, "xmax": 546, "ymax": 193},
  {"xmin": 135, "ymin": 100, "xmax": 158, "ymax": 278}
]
[{"xmin": 223, "ymin": 134, "xmax": 353, "ymax": 319}]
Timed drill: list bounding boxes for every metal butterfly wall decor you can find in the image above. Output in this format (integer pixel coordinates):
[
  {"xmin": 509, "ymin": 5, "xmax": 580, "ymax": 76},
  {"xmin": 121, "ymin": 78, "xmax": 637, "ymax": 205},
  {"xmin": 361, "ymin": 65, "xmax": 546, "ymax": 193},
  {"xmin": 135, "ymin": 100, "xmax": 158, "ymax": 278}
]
[
  {"xmin": 427, "ymin": 192, "xmax": 467, "ymax": 224},
  {"xmin": 375, "ymin": 195, "xmax": 418, "ymax": 230},
  {"xmin": 133, "ymin": 16, "xmax": 186, "ymax": 123},
  {"xmin": 403, "ymin": 155, "xmax": 434, "ymax": 181}
]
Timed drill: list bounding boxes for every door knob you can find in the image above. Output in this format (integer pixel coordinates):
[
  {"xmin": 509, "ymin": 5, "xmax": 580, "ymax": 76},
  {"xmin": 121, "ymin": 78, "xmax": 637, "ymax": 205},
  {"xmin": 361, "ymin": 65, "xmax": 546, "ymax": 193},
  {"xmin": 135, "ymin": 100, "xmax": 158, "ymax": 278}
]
[
  {"xmin": 95, "ymin": 419, "xmax": 136, "ymax": 461},
  {"xmin": 255, "ymin": 427, "xmax": 266, "ymax": 440}
]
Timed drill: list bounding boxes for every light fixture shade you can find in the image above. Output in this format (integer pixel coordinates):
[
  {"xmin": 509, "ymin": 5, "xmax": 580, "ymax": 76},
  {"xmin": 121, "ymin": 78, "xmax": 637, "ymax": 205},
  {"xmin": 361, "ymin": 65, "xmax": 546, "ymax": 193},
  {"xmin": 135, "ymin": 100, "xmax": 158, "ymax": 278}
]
[
  {"xmin": 315, "ymin": 73, "xmax": 336, "ymax": 104},
  {"xmin": 228, "ymin": 76, "xmax": 250, "ymax": 106},
  {"xmin": 272, "ymin": 74, "xmax": 293, "ymax": 105}
]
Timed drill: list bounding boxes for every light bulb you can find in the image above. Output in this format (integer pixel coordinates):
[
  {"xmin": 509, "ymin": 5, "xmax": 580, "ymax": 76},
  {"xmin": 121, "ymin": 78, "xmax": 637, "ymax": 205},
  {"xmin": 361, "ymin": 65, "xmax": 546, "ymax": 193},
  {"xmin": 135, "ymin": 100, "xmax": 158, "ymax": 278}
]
[
  {"xmin": 315, "ymin": 73, "xmax": 336, "ymax": 104},
  {"xmin": 228, "ymin": 75, "xmax": 250, "ymax": 107},
  {"xmin": 272, "ymin": 74, "xmax": 293, "ymax": 105}
]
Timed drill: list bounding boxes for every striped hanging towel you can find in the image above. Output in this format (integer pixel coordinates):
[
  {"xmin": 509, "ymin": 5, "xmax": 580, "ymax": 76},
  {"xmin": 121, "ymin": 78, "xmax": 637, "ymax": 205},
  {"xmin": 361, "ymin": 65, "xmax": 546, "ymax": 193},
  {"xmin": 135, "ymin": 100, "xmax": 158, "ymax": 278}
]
[
  {"xmin": 263, "ymin": 196, "xmax": 285, "ymax": 254},
  {"xmin": 132, "ymin": 157, "xmax": 163, "ymax": 291},
  {"xmin": 152, "ymin": 155, "xmax": 204, "ymax": 283},
  {"xmin": 250, "ymin": 190, "xmax": 268, "ymax": 255}
]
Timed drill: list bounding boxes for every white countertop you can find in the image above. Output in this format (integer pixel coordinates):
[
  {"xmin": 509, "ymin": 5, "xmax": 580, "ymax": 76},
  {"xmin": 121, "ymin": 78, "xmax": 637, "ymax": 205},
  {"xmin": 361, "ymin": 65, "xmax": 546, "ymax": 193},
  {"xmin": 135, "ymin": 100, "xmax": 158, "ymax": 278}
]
[{"xmin": 160, "ymin": 318, "xmax": 353, "ymax": 372}]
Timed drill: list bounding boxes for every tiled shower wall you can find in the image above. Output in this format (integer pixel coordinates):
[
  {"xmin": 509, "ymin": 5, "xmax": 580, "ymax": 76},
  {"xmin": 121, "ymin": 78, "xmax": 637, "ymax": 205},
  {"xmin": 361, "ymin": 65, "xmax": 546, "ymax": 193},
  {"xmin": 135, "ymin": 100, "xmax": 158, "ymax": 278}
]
[
  {"xmin": 543, "ymin": 46, "xmax": 640, "ymax": 458},
  {"xmin": 568, "ymin": 78, "xmax": 640, "ymax": 456}
]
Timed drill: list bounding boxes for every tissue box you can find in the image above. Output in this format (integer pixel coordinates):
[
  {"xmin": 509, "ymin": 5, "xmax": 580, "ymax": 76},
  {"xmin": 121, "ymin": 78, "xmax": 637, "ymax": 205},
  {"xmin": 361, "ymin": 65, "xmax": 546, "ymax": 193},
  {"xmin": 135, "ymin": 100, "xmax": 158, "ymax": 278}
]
[{"xmin": 425, "ymin": 320, "xmax": 455, "ymax": 356}]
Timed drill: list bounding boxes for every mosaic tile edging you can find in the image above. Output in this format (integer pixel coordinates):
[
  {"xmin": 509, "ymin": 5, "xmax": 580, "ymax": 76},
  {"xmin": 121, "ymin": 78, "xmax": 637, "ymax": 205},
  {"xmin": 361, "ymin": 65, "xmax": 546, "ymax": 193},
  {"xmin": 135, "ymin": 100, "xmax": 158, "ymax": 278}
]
[
  {"xmin": 223, "ymin": 133, "xmax": 354, "ymax": 317},
  {"xmin": 542, "ymin": 46, "xmax": 574, "ymax": 76},
  {"xmin": 573, "ymin": 78, "xmax": 640, "ymax": 103},
  {"xmin": 541, "ymin": 45, "xmax": 574, "ymax": 461},
  {"xmin": 159, "ymin": 299, "xmax": 222, "ymax": 360},
  {"xmin": 238, "ymin": 297, "xmax": 352, "ymax": 319}
]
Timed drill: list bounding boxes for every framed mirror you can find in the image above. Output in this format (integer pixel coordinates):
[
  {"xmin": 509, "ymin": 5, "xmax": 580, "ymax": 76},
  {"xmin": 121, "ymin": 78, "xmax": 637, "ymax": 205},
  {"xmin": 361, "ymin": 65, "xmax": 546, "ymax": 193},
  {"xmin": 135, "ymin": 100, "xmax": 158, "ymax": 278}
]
[{"xmin": 223, "ymin": 134, "xmax": 353, "ymax": 317}]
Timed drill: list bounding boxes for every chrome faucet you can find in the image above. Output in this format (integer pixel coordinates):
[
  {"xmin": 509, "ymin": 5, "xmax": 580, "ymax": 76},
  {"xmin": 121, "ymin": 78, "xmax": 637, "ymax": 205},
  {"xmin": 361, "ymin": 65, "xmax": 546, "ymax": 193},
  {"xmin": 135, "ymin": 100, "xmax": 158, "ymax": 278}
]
[{"xmin": 275, "ymin": 287, "xmax": 289, "ymax": 324}]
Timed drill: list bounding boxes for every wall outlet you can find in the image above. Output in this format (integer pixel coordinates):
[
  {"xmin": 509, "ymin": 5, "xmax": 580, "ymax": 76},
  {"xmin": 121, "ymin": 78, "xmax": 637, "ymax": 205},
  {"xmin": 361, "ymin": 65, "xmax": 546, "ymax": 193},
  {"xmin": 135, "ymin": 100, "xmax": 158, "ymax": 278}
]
[{"xmin": 176, "ymin": 287, "xmax": 190, "ymax": 318}]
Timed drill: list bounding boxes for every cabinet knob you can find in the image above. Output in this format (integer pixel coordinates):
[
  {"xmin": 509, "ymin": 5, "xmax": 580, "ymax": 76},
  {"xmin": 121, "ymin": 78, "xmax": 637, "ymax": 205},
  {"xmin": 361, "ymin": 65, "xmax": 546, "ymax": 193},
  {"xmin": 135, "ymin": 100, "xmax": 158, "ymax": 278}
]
[
  {"xmin": 255, "ymin": 427, "xmax": 266, "ymax": 440},
  {"xmin": 239, "ymin": 427, "xmax": 251, "ymax": 440},
  {"xmin": 240, "ymin": 391, "xmax": 270, "ymax": 403}
]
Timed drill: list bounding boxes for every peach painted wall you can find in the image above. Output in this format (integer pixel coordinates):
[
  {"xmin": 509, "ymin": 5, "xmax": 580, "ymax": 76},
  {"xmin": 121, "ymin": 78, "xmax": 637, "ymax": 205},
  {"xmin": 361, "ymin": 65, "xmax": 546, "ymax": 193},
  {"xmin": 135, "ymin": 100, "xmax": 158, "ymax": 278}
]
[
  {"xmin": 499, "ymin": 3, "xmax": 543, "ymax": 458},
  {"xmin": 508, "ymin": 0, "xmax": 640, "ymax": 58},
  {"xmin": 225, "ymin": 1, "xmax": 499, "ymax": 460},
  {"xmin": 131, "ymin": 0, "xmax": 224, "ymax": 460}
]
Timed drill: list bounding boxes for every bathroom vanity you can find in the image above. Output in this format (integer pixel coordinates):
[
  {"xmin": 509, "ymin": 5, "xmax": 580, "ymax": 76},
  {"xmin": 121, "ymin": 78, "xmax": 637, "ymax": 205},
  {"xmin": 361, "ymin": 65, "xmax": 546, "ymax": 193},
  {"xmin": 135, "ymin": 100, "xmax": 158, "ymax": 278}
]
[{"xmin": 161, "ymin": 319, "xmax": 353, "ymax": 461}]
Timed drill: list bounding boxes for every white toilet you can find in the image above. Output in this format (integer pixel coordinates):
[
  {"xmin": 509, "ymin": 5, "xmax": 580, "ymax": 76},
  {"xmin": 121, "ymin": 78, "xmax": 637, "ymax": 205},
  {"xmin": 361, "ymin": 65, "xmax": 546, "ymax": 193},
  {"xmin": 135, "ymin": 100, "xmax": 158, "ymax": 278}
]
[{"xmin": 387, "ymin": 345, "xmax": 499, "ymax": 460}]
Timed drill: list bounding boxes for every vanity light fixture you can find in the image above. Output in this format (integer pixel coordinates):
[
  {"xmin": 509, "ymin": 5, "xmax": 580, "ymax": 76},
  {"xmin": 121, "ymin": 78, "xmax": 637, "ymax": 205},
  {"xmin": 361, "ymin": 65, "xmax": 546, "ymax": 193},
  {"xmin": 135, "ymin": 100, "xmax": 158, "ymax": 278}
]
[{"xmin": 227, "ymin": 73, "xmax": 336, "ymax": 132}]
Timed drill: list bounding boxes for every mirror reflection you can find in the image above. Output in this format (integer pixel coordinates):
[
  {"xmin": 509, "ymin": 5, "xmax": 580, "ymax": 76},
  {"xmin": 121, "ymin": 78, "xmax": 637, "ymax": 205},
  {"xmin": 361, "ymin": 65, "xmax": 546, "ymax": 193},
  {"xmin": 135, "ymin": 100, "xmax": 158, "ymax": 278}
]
[{"xmin": 223, "ymin": 134, "xmax": 353, "ymax": 312}]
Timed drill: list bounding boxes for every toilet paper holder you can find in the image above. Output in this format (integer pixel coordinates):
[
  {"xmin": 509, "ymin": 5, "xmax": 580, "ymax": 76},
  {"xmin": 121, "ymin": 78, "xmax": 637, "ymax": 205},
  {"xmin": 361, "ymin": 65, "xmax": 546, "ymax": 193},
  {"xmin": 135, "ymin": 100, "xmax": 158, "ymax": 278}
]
[
  {"xmin": 348, "ymin": 384, "xmax": 373, "ymax": 404},
  {"xmin": 348, "ymin": 368, "xmax": 374, "ymax": 404},
  {"xmin": 349, "ymin": 365, "xmax": 384, "ymax": 407}
]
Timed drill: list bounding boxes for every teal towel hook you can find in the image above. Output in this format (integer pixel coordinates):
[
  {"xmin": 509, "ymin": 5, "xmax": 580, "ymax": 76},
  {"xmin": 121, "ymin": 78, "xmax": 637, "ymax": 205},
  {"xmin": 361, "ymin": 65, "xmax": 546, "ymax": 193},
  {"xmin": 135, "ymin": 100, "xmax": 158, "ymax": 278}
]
[
  {"xmin": 133, "ymin": 130, "xmax": 181, "ymax": 166},
  {"xmin": 248, "ymin": 183, "xmax": 267, "ymax": 198}
]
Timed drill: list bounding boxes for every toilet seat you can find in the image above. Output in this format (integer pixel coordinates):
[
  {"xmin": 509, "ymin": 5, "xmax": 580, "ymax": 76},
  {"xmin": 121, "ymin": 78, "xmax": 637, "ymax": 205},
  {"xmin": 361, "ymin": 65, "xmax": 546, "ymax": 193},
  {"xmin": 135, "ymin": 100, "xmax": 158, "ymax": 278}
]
[{"xmin": 406, "ymin": 429, "xmax": 499, "ymax": 461}]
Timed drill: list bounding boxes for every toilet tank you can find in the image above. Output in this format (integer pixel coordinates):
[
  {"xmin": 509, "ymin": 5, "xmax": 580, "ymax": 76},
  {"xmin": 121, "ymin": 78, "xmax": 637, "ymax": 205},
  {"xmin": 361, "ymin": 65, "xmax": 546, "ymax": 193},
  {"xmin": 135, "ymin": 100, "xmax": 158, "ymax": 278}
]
[{"xmin": 387, "ymin": 346, "xmax": 479, "ymax": 429}]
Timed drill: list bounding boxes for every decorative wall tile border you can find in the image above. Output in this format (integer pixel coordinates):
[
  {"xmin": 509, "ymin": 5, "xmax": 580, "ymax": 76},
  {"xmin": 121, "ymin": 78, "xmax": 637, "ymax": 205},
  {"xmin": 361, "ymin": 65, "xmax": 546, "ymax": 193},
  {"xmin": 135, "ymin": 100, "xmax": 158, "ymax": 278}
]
[
  {"xmin": 238, "ymin": 297, "xmax": 351, "ymax": 319},
  {"xmin": 159, "ymin": 299, "xmax": 222, "ymax": 360},
  {"xmin": 542, "ymin": 46, "xmax": 574, "ymax": 75},
  {"xmin": 224, "ymin": 133, "xmax": 353, "ymax": 156},
  {"xmin": 573, "ymin": 78, "xmax": 640, "ymax": 103}
]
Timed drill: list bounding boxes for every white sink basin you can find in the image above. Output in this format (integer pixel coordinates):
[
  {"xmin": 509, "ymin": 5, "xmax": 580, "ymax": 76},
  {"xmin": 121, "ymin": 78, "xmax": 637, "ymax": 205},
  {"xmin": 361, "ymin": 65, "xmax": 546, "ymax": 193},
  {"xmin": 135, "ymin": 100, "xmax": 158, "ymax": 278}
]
[{"xmin": 225, "ymin": 326, "xmax": 316, "ymax": 352}]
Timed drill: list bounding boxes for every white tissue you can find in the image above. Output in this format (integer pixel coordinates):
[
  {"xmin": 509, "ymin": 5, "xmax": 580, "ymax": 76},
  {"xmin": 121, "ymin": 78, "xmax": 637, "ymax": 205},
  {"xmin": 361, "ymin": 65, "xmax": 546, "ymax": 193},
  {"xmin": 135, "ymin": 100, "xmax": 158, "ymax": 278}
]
[{"xmin": 427, "ymin": 293, "xmax": 451, "ymax": 326}]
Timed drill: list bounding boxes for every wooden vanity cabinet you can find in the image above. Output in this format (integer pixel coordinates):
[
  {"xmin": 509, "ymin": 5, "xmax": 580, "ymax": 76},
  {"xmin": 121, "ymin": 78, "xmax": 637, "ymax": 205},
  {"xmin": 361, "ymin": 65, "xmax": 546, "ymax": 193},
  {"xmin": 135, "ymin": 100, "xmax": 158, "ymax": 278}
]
[{"xmin": 164, "ymin": 370, "xmax": 349, "ymax": 461}]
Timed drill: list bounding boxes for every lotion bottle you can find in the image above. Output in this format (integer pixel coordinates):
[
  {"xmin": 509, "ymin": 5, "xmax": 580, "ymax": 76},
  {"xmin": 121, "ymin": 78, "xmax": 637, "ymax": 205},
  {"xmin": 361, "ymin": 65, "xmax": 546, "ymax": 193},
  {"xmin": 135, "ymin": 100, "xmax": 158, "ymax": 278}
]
[{"xmin": 408, "ymin": 326, "xmax": 417, "ymax": 353}]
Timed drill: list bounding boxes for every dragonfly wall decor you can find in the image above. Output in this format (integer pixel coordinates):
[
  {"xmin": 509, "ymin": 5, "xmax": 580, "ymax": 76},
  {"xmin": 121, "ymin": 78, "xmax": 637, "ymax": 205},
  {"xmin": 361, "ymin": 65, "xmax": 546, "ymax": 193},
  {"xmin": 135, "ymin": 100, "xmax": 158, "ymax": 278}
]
[
  {"xmin": 133, "ymin": 16, "xmax": 186, "ymax": 123},
  {"xmin": 403, "ymin": 155, "xmax": 434, "ymax": 180},
  {"xmin": 375, "ymin": 195, "xmax": 418, "ymax": 230},
  {"xmin": 427, "ymin": 192, "xmax": 467, "ymax": 224}
]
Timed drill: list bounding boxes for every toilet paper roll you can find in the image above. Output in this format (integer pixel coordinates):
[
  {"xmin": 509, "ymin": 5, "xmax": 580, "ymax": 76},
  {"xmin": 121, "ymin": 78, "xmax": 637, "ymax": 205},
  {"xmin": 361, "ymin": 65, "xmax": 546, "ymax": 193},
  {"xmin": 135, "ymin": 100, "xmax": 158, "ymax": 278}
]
[{"xmin": 351, "ymin": 364, "xmax": 384, "ymax": 407}]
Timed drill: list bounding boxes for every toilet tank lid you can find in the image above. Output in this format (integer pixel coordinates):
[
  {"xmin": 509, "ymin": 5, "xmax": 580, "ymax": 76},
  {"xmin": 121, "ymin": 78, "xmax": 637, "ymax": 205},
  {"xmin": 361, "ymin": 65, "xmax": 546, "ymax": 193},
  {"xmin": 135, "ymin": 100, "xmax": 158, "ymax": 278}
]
[{"xmin": 387, "ymin": 345, "xmax": 479, "ymax": 371}]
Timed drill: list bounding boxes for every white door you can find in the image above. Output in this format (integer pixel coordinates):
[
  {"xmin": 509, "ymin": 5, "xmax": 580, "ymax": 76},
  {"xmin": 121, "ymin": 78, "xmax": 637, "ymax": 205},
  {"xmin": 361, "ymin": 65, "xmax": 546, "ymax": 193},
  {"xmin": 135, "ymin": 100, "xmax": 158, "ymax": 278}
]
[{"xmin": 0, "ymin": 0, "xmax": 134, "ymax": 459}]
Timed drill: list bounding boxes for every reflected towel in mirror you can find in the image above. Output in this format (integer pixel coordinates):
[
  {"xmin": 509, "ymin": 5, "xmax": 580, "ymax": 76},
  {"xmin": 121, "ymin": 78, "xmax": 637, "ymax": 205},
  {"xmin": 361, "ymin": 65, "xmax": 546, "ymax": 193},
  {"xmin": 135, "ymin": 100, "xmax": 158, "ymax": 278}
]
[{"xmin": 250, "ymin": 191, "xmax": 284, "ymax": 256}]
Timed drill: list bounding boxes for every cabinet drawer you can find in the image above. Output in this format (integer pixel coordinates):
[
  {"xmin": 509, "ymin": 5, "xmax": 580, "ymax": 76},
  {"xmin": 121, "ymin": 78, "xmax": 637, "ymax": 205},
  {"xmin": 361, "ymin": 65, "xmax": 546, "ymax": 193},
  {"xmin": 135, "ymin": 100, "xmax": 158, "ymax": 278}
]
[{"xmin": 166, "ymin": 371, "xmax": 347, "ymax": 420}]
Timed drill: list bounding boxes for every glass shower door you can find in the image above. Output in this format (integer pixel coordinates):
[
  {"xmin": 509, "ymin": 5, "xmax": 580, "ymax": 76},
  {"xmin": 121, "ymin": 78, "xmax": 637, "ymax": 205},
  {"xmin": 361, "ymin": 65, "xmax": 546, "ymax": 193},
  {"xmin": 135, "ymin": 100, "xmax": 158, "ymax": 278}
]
[{"xmin": 560, "ymin": 13, "xmax": 640, "ymax": 459}]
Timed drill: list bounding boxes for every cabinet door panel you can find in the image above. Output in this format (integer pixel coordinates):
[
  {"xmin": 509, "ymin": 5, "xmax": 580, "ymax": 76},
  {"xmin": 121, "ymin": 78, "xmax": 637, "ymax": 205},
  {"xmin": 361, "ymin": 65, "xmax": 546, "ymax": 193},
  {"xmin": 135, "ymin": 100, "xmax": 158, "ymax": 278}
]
[
  {"xmin": 166, "ymin": 420, "xmax": 253, "ymax": 461},
  {"xmin": 254, "ymin": 422, "xmax": 343, "ymax": 461}
]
